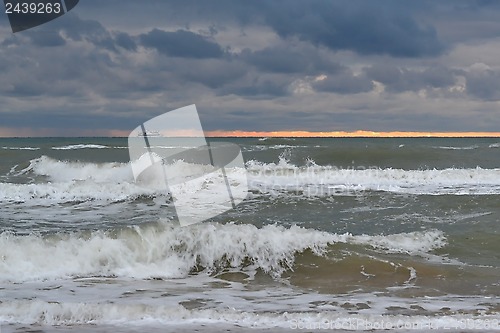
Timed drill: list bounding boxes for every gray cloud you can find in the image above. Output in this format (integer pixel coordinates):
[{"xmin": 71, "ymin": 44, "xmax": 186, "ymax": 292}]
[
  {"xmin": 171, "ymin": 58, "xmax": 247, "ymax": 89},
  {"xmin": 364, "ymin": 64, "xmax": 457, "ymax": 92},
  {"xmin": 77, "ymin": 0, "xmax": 446, "ymax": 58},
  {"xmin": 217, "ymin": 73, "xmax": 291, "ymax": 98},
  {"xmin": 312, "ymin": 71, "xmax": 374, "ymax": 94},
  {"xmin": 263, "ymin": 1, "xmax": 445, "ymax": 58},
  {"xmin": 241, "ymin": 47, "xmax": 310, "ymax": 74},
  {"xmin": 52, "ymin": 14, "xmax": 108, "ymax": 41},
  {"xmin": 139, "ymin": 29, "xmax": 224, "ymax": 59},
  {"xmin": 463, "ymin": 67, "xmax": 500, "ymax": 100},
  {"xmin": 2, "ymin": 1, "xmax": 500, "ymax": 135},
  {"xmin": 26, "ymin": 30, "xmax": 66, "ymax": 47},
  {"xmin": 114, "ymin": 32, "xmax": 136, "ymax": 51},
  {"xmin": 240, "ymin": 45, "xmax": 343, "ymax": 75}
]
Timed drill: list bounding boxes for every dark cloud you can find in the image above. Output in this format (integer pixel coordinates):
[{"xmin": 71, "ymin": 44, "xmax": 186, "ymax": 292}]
[
  {"xmin": 263, "ymin": 1, "xmax": 445, "ymax": 58},
  {"xmin": 171, "ymin": 58, "xmax": 247, "ymax": 89},
  {"xmin": 48, "ymin": 13, "xmax": 109, "ymax": 42},
  {"xmin": 37, "ymin": 13, "xmax": 130, "ymax": 52},
  {"xmin": 26, "ymin": 30, "xmax": 66, "ymax": 47},
  {"xmin": 2, "ymin": 1, "xmax": 500, "ymax": 134},
  {"xmin": 76, "ymin": 0, "xmax": 263, "ymax": 29},
  {"xmin": 77, "ymin": 0, "xmax": 446, "ymax": 58},
  {"xmin": 139, "ymin": 29, "xmax": 224, "ymax": 59},
  {"xmin": 0, "ymin": 110, "xmax": 142, "ymax": 132},
  {"xmin": 364, "ymin": 64, "xmax": 457, "ymax": 92},
  {"xmin": 114, "ymin": 32, "xmax": 136, "ymax": 51}
]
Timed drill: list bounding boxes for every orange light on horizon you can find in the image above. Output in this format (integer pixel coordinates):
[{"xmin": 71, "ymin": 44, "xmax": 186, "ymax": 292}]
[
  {"xmin": 2, "ymin": 127, "xmax": 500, "ymax": 138},
  {"xmin": 205, "ymin": 130, "xmax": 500, "ymax": 138}
]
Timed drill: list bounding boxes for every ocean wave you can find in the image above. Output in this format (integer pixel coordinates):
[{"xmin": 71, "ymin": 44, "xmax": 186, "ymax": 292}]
[
  {"xmin": 3, "ymin": 156, "xmax": 500, "ymax": 204},
  {"xmin": 0, "ymin": 223, "xmax": 445, "ymax": 282},
  {"xmin": 489, "ymin": 143, "xmax": 500, "ymax": 148},
  {"xmin": 1, "ymin": 146, "xmax": 39, "ymax": 150},
  {"xmin": 2, "ymin": 299, "xmax": 498, "ymax": 328},
  {"xmin": 1, "ymin": 156, "xmax": 244, "ymax": 203},
  {"xmin": 0, "ymin": 181, "xmax": 155, "ymax": 202},
  {"xmin": 1, "ymin": 156, "xmax": 148, "ymax": 202},
  {"xmin": 246, "ymin": 159, "xmax": 500, "ymax": 196},
  {"xmin": 433, "ymin": 145, "xmax": 479, "ymax": 150},
  {"xmin": 257, "ymin": 137, "xmax": 295, "ymax": 142},
  {"xmin": 242, "ymin": 144, "xmax": 306, "ymax": 152},
  {"xmin": 51, "ymin": 144, "xmax": 127, "ymax": 150},
  {"xmin": 16, "ymin": 155, "xmax": 133, "ymax": 182}
]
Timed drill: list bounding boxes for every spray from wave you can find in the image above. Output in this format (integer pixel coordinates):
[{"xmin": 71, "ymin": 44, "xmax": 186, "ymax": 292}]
[
  {"xmin": 2, "ymin": 156, "xmax": 500, "ymax": 204},
  {"xmin": 0, "ymin": 222, "xmax": 446, "ymax": 282}
]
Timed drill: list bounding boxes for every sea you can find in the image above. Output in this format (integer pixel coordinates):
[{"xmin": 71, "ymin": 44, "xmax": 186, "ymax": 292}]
[{"xmin": 1, "ymin": 137, "xmax": 500, "ymax": 332}]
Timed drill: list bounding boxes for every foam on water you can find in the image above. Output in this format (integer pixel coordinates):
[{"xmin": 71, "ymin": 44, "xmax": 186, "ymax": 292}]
[
  {"xmin": 1, "ymin": 298, "xmax": 499, "ymax": 329},
  {"xmin": 242, "ymin": 144, "xmax": 307, "ymax": 152},
  {"xmin": 0, "ymin": 181, "xmax": 155, "ymax": 202},
  {"xmin": 246, "ymin": 158, "xmax": 500, "ymax": 196},
  {"xmin": 0, "ymin": 223, "xmax": 445, "ymax": 282},
  {"xmin": 1, "ymin": 146, "xmax": 39, "ymax": 150},
  {"xmin": 20, "ymin": 156, "xmax": 133, "ymax": 182},
  {"xmin": 51, "ymin": 144, "xmax": 126, "ymax": 150},
  {"xmin": 0, "ymin": 156, "xmax": 150, "ymax": 202},
  {"xmin": 433, "ymin": 145, "xmax": 479, "ymax": 150},
  {"xmin": 3, "ymin": 156, "xmax": 500, "ymax": 204},
  {"xmin": 1, "ymin": 156, "xmax": 242, "ymax": 203},
  {"xmin": 1, "ymin": 141, "xmax": 497, "ymax": 330}
]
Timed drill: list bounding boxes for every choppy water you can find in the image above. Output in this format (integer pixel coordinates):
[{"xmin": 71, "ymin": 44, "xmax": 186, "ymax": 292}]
[{"xmin": 1, "ymin": 137, "xmax": 500, "ymax": 332}]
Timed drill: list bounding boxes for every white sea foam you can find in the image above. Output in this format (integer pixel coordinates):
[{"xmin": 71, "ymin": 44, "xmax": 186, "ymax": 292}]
[
  {"xmin": 433, "ymin": 145, "xmax": 479, "ymax": 150},
  {"xmin": 0, "ymin": 156, "xmax": 244, "ymax": 203},
  {"xmin": 352, "ymin": 230, "xmax": 446, "ymax": 254},
  {"xmin": 20, "ymin": 156, "xmax": 133, "ymax": 182},
  {"xmin": 1, "ymin": 156, "xmax": 152, "ymax": 202},
  {"xmin": 0, "ymin": 223, "xmax": 445, "ymax": 282},
  {"xmin": 1, "ymin": 299, "xmax": 497, "ymax": 329},
  {"xmin": 51, "ymin": 144, "xmax": 126, "ymax": 150},
  {"xmin": 243, "ymin": 144, "xmax": 306, "ymax": 152},
  {"xmin": 0, "ymin": 181, "xmax": 155, "ymax": 202},
  {"xmin": 2, "ymin": 156, "xmax": 500, "ymax": 204},
  {"xmin": 1, "ymin": 146, "xmax": 39, "ymax": 150},
  {"xmin": 489, "ymin": 143, "xmax": 500, "ymax": 148},
  {"xmin": 246, "ymin": 159, "xmax": 500, "ymax": 196}
]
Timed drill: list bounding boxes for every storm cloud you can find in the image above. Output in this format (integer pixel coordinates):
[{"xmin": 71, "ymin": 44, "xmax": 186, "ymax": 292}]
[
  {"xmin": 263, "ymin": 1, "xmax": 445, "ymax": 58},
  {"xmin": 364, "ymin": 64, "xmax": 458, "ymax": 93},
  {"xmin": 0, "ymin": 0, "xmax": 500, "ymax": 135},
  {"xmin": 139, "ymin": 29, "xmax": 224, "ymax": 59}
]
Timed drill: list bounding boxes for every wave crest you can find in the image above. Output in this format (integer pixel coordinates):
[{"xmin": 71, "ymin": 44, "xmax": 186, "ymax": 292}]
[{"xmin": 0, "ymin": 223, "xmax": 445, "ymax": 282}]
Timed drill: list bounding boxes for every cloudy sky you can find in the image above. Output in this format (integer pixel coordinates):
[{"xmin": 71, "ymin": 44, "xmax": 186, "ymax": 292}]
[{"xmin": 1, "ymin": 0, "xmax": 500, "ymax": 136}]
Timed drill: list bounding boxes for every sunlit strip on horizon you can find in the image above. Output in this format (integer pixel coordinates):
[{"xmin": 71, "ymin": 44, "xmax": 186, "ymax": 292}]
[
  {"xmin": 2, "ymin": 127, "xmax": 500, "ymax": 138},
  {"xmin": 205, "ymin": 130, "xmax": 500, "ymax": 138}
]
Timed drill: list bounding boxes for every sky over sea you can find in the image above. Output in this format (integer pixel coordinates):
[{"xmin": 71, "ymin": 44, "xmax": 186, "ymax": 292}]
[{"xmin": 1, "ymin": 0, "xmax": 500, "ymax": 136}]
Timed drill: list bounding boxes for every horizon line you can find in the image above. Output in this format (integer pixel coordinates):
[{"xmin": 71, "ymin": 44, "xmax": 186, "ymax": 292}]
[
  {"xmin": 204, "ymin": 130, "xmax": 500, "ymax": 138},
  {"xmin": 2, "ymin": 130, "xmax": 500, "ymax": 138}
]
